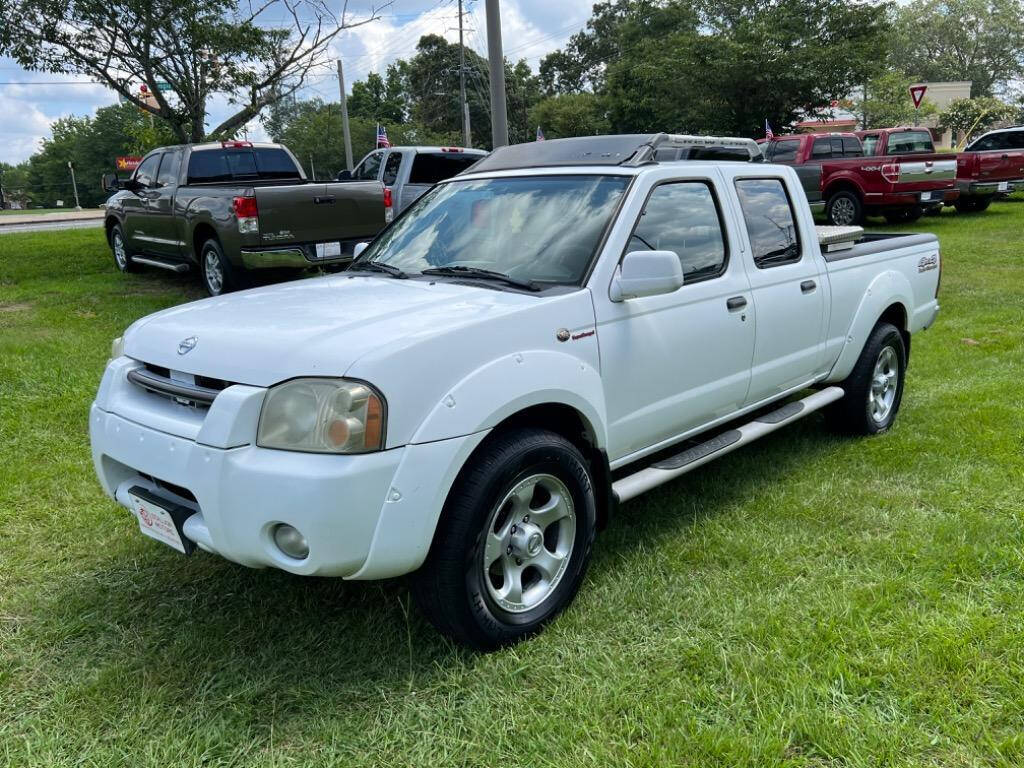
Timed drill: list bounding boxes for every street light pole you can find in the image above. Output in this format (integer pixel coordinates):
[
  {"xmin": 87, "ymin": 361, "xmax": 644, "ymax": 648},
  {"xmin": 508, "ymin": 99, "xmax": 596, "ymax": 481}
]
[
  {"xmin": 485, "ymin": 0, "xmax": 509, "ymax": 148},
  {"xmin": 337, "ymin": 59, "xmax": 354, "ymax": 172},
  {"xmin": 68, "ymin": 161, "xmax": 82, "ymax": 210},
  {"xmin": 458, "ymin": 0, "xmax": 471, "ymax": 147}
]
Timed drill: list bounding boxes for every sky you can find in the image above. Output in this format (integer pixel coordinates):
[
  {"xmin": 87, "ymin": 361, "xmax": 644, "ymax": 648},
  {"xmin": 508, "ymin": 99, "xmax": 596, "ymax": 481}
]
[{"xmin": 0, "ymin": 0, "xmax": 594, "ymax": 165}]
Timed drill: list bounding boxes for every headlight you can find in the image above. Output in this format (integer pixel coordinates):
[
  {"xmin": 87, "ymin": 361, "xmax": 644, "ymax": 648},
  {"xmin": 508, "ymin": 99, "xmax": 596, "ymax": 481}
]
[
  {"xmin": 257, "ymin": 378, "xmax": 386, "ymax": 454},
  {"xmin": 110, "ymin": 336, "xmax": 125, "ymax": 359}
]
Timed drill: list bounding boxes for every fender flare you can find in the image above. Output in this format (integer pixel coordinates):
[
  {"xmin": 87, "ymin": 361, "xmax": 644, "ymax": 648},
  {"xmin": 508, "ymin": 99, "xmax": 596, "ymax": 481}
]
[
  {"xmin": 823, "ymin": 173, "xmax": 866, "ymax": 202},
  {"xmin": 827, "ymin": 269, "xmax": 912, "ymax": 382},
  {"xmin": 410, "ymin": 349, "xmax": 608, "ymax": 450}
]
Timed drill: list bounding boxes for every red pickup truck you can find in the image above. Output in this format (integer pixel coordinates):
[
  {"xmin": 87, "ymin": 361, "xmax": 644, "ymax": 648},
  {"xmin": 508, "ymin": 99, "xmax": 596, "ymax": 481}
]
[
  {"xmin": 762, "ymin": 132, "xmax": 957, "ymax": 225},
  {"xmin": 857, "ymin": 125, "xmax": 1024, "ymax": 213}
]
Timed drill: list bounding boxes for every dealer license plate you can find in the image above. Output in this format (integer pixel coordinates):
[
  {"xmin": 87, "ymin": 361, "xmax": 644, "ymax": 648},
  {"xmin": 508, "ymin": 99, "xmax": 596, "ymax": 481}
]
[
  {"xmin": 315, "ymin": 241, "xmax": 342, "ymax": 260},
  {"xmin": 998, "ymin": 182, "xmax": 1010, "ymax": 192},
  {"xmin": 128, "ymin": 491, "xmax": 187, "ymax": 553}
]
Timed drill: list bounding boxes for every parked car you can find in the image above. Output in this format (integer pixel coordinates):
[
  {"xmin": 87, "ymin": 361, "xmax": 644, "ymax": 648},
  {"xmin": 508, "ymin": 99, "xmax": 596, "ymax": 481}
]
[
  {"xmin": 90, "ymin": 133, "xmax": 941, "ymax": 650},
  {"xmin": 855, "ymin": 126, "xmax": 960, "ymax": 213},
  {"xmin": 761, "ymin": 132, "xmax": 957, "ymax": 225},
  {"xmin": 338, "ymin": 145, "xmax": 488, "ymax": 219},
  {"xmin": 102, "ymin": 141, "xmax": 386, "ymax": 296},
  {"xmin": 952, "ymin": 126, "xmax": 1024, "ymax": 212}
]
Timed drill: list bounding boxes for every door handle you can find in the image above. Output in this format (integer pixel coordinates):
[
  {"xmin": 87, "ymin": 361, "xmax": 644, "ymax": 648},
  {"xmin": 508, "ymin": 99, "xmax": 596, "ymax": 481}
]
[
  {"xmin": 726, "ymin": 296, "xmax": 747, "ymax": 311},
  {"xmin": 801, "ymin": 280, "xmax": 817, "ymax": 293}
]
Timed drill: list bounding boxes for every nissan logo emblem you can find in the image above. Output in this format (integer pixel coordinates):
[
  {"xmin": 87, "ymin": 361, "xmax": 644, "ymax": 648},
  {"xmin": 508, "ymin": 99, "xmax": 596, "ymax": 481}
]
[{"xmin": 177, "ymin": 336, "xmax": 198, "ymax": 355}]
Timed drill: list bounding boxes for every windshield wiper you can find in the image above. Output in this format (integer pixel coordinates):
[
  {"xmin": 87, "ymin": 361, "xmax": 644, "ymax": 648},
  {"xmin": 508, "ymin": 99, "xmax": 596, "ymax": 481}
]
[
  {"xmin": 420, "ymin": 265, "xmax": 541, "ymax": 292},
  {"xmin": 349, "ymin": 260, "xmax": 408, "ymax": 279}
]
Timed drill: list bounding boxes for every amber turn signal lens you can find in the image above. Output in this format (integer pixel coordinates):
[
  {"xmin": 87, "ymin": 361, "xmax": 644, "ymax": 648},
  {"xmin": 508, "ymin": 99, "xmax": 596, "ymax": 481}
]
[{"xmin": 364, "ymin": 395, "xmax": 383, "ymax": 450}]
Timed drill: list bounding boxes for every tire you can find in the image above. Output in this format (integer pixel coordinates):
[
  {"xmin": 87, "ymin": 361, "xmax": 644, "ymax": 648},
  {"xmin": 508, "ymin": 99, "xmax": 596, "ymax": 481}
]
[
  {"xmin": 825, "ymin": 190, "xmax": 863, "ymax": 226},
  {"xmin": 827, "ymin": 322, "xmax": 907, "ymax": 436},
  {"xmin": 883, "ymin": 206, "xmax": 923, "ymax": 225},
  {"xmin": 954, "ymin": 196, "xmax": 992, "ymax": 213},
  {"xmin": 412, "ymin": 428, "xmax": 597, "ymax": 651},
  {"xmin": 109, "ymin": 224, "xmax": 135, "ymax": 273},
  {"xmin": 199, "ymin": 237, "xmax": 244, "ymax": 296}
]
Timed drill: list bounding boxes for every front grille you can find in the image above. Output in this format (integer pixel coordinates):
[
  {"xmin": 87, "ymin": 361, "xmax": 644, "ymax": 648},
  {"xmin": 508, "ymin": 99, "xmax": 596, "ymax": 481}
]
[{"xmin": 128, "ymin": 364, "xmax": 234, "ymax": 408}]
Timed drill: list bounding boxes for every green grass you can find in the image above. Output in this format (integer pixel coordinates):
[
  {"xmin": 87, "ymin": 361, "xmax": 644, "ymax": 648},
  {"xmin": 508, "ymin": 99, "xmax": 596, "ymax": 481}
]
[
  {"xmin": 0, "ymin": 208, "xmax": 86, "ymax": 216},
  {"xmin": 2, "ymin": 199, "xmax": 1024, "ymax": 767}
]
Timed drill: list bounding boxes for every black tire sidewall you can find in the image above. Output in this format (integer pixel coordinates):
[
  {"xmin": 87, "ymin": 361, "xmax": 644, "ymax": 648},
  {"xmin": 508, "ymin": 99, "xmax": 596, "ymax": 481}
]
[{"xmin": 827, "ymin": 190, "xmax": 862, "ymax": 226}]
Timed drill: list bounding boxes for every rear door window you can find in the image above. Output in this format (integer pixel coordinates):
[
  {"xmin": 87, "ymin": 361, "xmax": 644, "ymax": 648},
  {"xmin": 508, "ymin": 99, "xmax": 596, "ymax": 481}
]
[
  {"xmin": 627, "ymin": 181, "xmax": 728, "ymax": 282},
  {"xmin": 811, "ymin": 138, "xmax": 832, "ymax": 160},
  {"xmin": 734, "ymin": 178, "xmax": 802, "ymax": 269},
  {"xmin": 408, "ymin": 152, "xmax": 481, "ymax": 184},
  {"xmin": 842, "ymin": 137, "xmax": 862, "ymax": 157},
  {"xmin": 886, "ymin": 131, "xmax": 934, "ymax": 154},
  {"xmin": 770, "ymin": 141, "xmax": 799, "ymax": 163},
  {"xmin": 382, "ymin": 152, "xmax": 403, "ymax": 186}
]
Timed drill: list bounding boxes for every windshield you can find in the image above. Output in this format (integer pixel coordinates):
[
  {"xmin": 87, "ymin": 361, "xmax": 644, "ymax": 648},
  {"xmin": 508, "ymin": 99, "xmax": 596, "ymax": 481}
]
[{"xmin": 355, "ymin": 175, "xmax": 631, "ymax": 286}]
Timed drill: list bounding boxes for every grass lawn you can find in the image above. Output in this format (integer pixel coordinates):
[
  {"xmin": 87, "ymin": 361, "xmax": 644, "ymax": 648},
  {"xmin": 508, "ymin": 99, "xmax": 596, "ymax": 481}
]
[
  {"xmin": 1, "ymin": 199, "xmax": 1023, "ymax": 767},
  {"xmin": 0, "ymin": 208, "xmax": 82, "ymax": 216}
]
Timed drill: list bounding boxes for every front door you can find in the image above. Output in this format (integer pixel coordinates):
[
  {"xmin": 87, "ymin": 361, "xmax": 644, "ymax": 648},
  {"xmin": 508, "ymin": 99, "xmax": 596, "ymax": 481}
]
[
  {"xmin": 595, "ymin": 176, "xmax": 756, "ymax": 463},
  {"xmin": 123, "ymin": 152, "xmax": 162, "ymax": 253},
  {"xmin": 732, "ymin": 176, "xmax": 826, "ymax": 405},
  {"xmin": 144, "ymin": 148, "xmax": 183, "ymax": 258}
]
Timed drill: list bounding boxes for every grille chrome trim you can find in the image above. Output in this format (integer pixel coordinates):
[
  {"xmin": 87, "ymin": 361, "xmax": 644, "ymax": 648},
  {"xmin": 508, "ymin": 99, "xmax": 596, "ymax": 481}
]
[{"xmin": 127, "ymin": 368, "xmax": 221, "ymax": 406}]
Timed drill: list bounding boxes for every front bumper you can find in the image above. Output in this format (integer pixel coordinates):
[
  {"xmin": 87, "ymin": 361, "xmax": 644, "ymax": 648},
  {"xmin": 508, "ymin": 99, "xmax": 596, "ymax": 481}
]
[{"xmin": 90, "ymin": 359, "xmax": 487, "ymax": 578}]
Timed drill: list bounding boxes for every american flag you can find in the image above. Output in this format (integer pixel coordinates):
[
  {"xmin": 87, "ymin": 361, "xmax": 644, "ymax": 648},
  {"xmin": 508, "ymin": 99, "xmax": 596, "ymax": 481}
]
[
  {"xmin": 376, "ymin": 123, "xmax": 390, "ymax": 149},
  {"xmin": 536, "ymin": 125, "xmax": 545, "ymax": 142},
  {"xmin": 765, "ymin": 119, "xmax": 774, "ymax": 140}
]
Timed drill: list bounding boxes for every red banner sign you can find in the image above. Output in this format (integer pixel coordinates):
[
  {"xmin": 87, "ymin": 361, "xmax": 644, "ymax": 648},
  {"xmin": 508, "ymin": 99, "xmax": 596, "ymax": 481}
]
[{"xmin": 116, "ymin": 156, "xmax": 143, "ymax": 172}]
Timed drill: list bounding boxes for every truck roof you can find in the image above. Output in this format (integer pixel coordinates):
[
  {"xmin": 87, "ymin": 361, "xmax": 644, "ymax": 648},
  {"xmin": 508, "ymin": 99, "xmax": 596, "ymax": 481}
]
[
  {"xmin": 854, "ymin": 126, "xmax": 932, "ymax": 135},
  {"xmin": 383, "ymin": 146, "xmax": 488, "ymax": 155},
  {"xmin": 468, "ymin": 133, "xmax": 763, "ymax": 174}
]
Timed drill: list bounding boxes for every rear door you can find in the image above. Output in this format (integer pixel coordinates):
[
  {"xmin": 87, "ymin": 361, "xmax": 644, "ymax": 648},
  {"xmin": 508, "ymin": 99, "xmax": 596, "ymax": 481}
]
[{"xmin": 732, "ymin": 174, "xmax": 826, "ymax": 405}]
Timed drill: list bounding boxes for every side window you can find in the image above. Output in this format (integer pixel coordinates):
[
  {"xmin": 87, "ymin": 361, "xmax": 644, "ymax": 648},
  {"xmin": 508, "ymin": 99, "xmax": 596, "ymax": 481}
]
[
  {"xmin": 354, "ymin": 151, "xmax": 383, "ymax": 181},
  {"xmin": 811, "ymin": 138, "xmax": 832, "ymax": 160},
  {"xmin": 734, "ymin": 178, "xmax": 802, "ymax": 269},
  {"xmin": 627, "ymin": 181, "xmax": 727, "ymax": 282},
  {"xmin": 134, "ymin": 154, "xmax": 161, "ymax": 188},
  {"xmin": 156, "ymin": 149, "xmax": 182, "ymax": 187},
  {"xmin": 1006, "ymin": 131, "xmax": 1024, "ymax": 150},
  {"xmin": 770, "ymin": 141, "xmax": 799, "ymax": 163},
  {"xmin": 382, "ymin": 152, "xmax": 403, "ymax": 186},
  {"xmin": 842, "ymin": 137, "xmax": 863, "ymax": 157},
  {"xmin": 860, "ymin": 134, "xmax": 879, "ymax": 155},
  {"xmin": 830, "ymin": 137, "xmax": 844, "ymax": 156}
]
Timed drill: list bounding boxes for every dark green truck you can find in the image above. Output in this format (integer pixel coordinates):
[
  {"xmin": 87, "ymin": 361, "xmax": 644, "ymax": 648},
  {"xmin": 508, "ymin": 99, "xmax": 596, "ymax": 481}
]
[{"xmin": 102, "ymin": 141, "xmax": 386, "ymax": 295}]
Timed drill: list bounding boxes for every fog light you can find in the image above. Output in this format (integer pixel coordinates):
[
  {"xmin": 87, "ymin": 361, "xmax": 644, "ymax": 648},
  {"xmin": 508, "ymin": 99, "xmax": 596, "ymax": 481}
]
[{"xmin": 272, "ymin": 524, "xmax": 309, "ymax": 560}]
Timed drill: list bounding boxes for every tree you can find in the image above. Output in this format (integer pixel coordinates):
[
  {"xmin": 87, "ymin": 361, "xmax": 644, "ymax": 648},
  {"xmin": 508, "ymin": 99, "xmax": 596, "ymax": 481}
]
[
  {"xmin": 528, "ymin": 93, "xmax": 610, "ymax": 139},
  {"xmin": 0, "ymin": 0, "xmax": 382, "ymax": 142},
  {"xmin": 940, "ymin": 97, "xmax": 1017, "ymax": 143},
  {"xmin": 540, "ymin": 0, "xmax": 891, "ymax": 138},
  {"xmin": 854, "ymin": 72, "xmax": 939, "ymax": 128},
  {"xmin": 348, "ymin": 70, "xmax": 407, "ymax": 124},
  {"xmin": 890, "ymin": 0, "xmax": 1024, "ymax": 97}
]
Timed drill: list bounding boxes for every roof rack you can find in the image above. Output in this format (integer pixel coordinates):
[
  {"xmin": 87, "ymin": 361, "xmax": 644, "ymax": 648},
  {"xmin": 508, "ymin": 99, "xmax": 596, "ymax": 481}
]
[{"xmin": 467, "ymin": 133, "xmax": 763, "ymax": 174}]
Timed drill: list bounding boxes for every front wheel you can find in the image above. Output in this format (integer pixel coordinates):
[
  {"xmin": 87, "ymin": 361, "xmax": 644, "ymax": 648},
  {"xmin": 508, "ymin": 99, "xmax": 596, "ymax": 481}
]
[
  {"xmin": 109, "ymin": 224, "xmax": 135, "ymax": 273},
  {"xmin": 825, "ymin": 190, "xmax": 863, "ymax": 226},
  {"xmin": 827, "ymin": 322, "xmax": 907, "ymax": 435},
  {"xmin": 412, "ymin": 429, "xmax": 597, "ymax": 651}
]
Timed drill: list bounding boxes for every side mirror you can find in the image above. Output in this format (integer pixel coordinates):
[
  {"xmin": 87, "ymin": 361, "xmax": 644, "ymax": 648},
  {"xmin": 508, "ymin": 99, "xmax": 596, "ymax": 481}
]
[
  {"xmin": 336, "ymin": 169, "xmax": 352, "ymax": 181},
  {"xmin": 353, "ymin": 242, "xmax": 370, "ymax": 259},
  {"xmin": 101, "ymin": 173, "xmax": 121, "ymax": 192},
  {"xmin": 610, "ymin": 250, "xmax": 684, "ymax": 302}
]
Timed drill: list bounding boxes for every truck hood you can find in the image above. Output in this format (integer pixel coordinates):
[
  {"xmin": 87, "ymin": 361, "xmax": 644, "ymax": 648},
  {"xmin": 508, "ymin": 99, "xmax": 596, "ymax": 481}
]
[{"xmin": 124, "ymin": 275, "xmax": 538, "ymax": 387}]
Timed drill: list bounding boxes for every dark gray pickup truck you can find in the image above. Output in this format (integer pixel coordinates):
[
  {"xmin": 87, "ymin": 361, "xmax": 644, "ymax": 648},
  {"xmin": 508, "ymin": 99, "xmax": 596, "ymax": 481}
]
[{"xmin": 102, "ymin": 141, "xmax": 385, "ymax": 295}]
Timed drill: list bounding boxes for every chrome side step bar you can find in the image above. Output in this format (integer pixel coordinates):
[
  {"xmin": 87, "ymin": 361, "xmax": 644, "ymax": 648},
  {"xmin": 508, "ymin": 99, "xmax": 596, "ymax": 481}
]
[
  {"xmin": 131, "ymin": 256, "xmax": 189, "ymax": 273},
  {"xmin": 612, "ymin": 386, "xmax": 845, "ymax": 503}
]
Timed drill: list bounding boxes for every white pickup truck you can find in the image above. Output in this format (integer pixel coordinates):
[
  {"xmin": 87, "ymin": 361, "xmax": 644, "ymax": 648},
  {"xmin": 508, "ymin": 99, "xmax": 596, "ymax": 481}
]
[{"xmin": 90, "ymin": 134, "xmax": 941, "ymax": 650}]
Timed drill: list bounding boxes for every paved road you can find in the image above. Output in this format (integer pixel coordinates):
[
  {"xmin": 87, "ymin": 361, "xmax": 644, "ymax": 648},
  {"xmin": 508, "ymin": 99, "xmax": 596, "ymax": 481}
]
[{"xmin": 0, "ymin": 218, "xmax": 104, "ymax": 235}]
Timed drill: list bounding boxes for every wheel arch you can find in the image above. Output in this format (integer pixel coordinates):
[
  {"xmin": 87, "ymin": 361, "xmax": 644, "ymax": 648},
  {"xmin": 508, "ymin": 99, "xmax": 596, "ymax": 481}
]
[
  {"xmin": 104, "ymin": 215, "xmax": 122, "ymax": 245},
  {"xmin": 191, "ymin": 221, "xmax": 219, "ymax": 261},
  {"xmin": 826, "ymin": 273, "xmax": 913, "ymax": 382},
  {"xmin": 823, "ymin": 177, "xmax": 864, "ymax": 203}
]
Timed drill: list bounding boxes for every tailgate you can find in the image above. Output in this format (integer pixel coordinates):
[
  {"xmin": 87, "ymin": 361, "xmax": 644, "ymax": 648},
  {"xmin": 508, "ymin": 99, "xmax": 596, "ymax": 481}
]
[
  {"xmin": 254, "ymin": 181, "xmax": 385, "ymax": 246},
  {"xmin": 896, "ymin": 156, "xmax": 957, "ymax": 191}
]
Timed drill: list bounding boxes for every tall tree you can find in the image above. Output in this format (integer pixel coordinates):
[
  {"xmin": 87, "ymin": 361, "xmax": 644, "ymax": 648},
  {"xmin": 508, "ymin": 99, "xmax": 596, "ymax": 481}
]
[
  {"xmin": 0, "ymin": 0, "xmax": 381, "ymax": 142},
  {"xmin": 890, "ymin": 0, "xmax": 1024, "ymax": 97}
]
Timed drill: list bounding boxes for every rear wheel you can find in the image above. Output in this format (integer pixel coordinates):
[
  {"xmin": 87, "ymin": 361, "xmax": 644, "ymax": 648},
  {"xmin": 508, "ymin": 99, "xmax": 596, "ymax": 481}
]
[
  {"xmin": 109, "ymin": 224, "xmax": 135, "ymax": 273},
  {"xmin": 412, "ymin": 428, "xmax": 597, "ymax": 651},
  {"xmin": 200, "ymin": 238, "xmax": 244, "ymax": 296},
  {"xmin": 825, "ymin": 190, "xmax": 863, "ymax": 226},
  {"xmin": 954, "ymin": 196, "xmax": 992, "ymax": 213},
  {"xmin": 827, "ymin": 322, "xmax": 907, "ymax": 435}
]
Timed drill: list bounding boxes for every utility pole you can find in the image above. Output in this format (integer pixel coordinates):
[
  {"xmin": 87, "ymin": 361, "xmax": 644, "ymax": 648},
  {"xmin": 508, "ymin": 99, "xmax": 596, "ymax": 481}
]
[
  {"xmin": 458, "ymin": 0, "xmax": 471, "ymax": 147},
  {"xmin": 485, "ymin": 0, "xmax": 509, "ymax": 148},
  {"xmin": 68, "ymin": 161, "xmax": 82, "ymax": 210},
  {"xmin": 337, "ymin": 59, "xmax": 354, "ymax": 172},
  {"xmin": 0, "ymin": 168, "xmax": 6, "ymax": 210}
]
